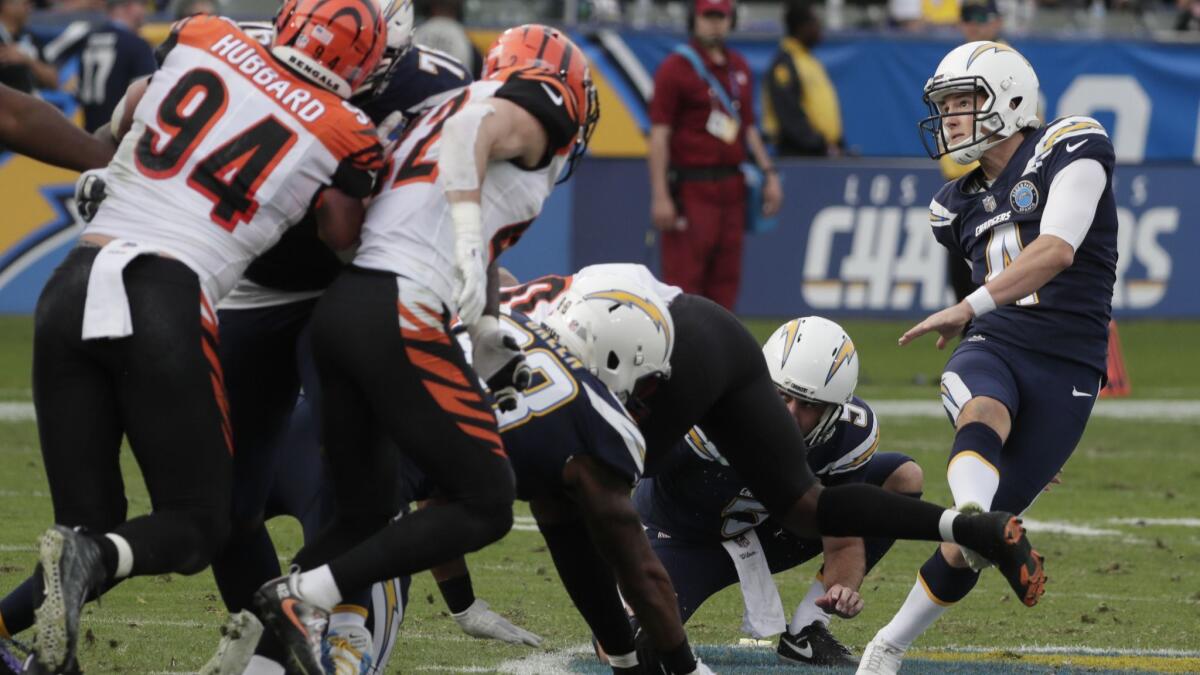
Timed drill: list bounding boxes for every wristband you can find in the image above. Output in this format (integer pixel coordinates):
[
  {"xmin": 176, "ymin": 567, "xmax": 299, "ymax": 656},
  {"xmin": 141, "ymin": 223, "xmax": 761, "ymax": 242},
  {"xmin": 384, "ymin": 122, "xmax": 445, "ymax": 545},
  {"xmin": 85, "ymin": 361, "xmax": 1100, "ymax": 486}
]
[{"xmin": 965, "ymin": 286, "xmax": 997, "ymax": 318}]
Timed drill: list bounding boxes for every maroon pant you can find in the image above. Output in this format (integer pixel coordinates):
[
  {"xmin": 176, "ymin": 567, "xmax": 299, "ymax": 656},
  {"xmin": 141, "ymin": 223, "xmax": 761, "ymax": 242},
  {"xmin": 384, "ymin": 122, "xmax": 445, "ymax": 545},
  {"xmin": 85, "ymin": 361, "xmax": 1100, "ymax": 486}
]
[{"xmin": 661, "ymin": 175, "xmax": 746, "ymax": 310}]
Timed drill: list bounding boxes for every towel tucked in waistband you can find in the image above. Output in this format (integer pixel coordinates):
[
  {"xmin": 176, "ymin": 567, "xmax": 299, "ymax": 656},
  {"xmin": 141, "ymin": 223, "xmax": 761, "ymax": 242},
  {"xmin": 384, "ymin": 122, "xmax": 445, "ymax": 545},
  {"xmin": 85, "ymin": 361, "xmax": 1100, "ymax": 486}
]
[
  {"xmin": 720, "ymin": 529, "xmax": 787, "ymax": 638},
  {"xmin": 81, "ymin": 239, "xmax": 164, "ymax": 340}
]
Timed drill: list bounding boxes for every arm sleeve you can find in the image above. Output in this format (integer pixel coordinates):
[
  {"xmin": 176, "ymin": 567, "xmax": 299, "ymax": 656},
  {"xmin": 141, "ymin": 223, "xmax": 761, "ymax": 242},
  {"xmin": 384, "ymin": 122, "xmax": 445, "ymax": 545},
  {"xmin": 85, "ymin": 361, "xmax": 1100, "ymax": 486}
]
[
  {"xmin": 647, "ymin": 57, "xmax": 680, "ymax": 127},
  {"xmin": 1039, "ymin": 158, "xmax": 1107, "ymax": 251},
  {"xmin": 766, "ymin": 57, "xmax": 824, "ymax": 154}
]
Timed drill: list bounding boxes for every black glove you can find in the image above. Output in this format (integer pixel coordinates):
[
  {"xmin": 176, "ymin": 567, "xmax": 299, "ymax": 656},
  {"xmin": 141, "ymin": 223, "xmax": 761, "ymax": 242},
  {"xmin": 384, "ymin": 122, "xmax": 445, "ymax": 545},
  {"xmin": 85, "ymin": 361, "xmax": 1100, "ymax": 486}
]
[
  {"xmin": 469, "ymin": 317, "xmax": 532, "ymax": 412},
  {"xmin": 74, "ymin": 169, "xmax": 108, "ymax": 223}
]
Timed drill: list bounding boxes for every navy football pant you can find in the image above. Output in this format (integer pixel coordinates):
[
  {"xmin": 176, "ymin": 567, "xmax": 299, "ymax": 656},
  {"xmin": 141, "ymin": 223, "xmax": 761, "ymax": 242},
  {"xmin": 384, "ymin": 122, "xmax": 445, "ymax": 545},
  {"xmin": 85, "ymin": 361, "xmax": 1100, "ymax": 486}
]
[
  {"xmin": 648, "ymin": 453, "xmax": 913, "ymax": 624},
  {"xmin": 940, "ymin": 338, "xmax": 1101, "ymax": 513},
  {"xmin": 210, "ymin": 298, "xmax": 320, "ymax": 613}
]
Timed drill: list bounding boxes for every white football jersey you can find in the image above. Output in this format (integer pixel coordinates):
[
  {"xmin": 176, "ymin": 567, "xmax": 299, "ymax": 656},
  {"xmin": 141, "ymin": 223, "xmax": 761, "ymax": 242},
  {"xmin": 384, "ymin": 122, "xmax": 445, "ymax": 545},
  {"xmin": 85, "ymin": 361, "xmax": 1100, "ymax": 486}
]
[
  {"xmin": 354, "ymin": 70, "xmax": 581, "ymax": 313},
  {"xmin": 88, "ymin": 16, "xmax": 382, "ymax": 304}
]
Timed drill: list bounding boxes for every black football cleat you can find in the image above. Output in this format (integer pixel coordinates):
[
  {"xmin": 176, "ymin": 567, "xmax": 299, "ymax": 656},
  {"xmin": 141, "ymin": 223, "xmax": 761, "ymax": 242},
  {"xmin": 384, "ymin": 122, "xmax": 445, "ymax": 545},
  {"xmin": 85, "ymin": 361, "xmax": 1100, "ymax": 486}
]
[
  {"xmin": 956, "ymin": 510, "xmax": 1046, "ymax": 607},
  {"xmin": 252, "ymin": 571, "xmax": 329, "ymax": 675},
  {"xmin": 33, "ymin": 526, "xmax": 106, "ymax": 673},
  {"xmin": 776, "ymin": 621, "xmax": 857, "ymax": 667}
]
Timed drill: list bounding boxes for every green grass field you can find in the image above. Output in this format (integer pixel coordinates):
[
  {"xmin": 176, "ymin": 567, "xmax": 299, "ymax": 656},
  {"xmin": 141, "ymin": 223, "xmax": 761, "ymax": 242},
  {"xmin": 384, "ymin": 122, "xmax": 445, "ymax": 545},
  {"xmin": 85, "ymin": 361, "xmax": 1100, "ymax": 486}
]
[{"xmin": 1, "ymin": 316, "xmax": 1199, "ymax": 673}]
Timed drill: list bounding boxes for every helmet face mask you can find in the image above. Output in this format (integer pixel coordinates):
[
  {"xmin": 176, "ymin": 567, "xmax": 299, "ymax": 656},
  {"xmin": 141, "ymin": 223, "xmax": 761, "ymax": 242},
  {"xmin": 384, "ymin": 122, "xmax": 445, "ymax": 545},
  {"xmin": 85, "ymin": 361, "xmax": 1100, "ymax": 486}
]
[{"xmin": 919, "ymin": 76, "xmax": 1006, "ymax": 164}]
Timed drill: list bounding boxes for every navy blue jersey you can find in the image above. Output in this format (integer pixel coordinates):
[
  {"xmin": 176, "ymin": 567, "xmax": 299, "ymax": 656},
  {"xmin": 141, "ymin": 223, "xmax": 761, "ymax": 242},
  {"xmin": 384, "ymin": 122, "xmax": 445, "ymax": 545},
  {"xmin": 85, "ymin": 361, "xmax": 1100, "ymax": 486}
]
[
  {"xmin": 243, "ymin": 44, "xmax": 473, "ymax": 293},
  {"xmin": 71, "ymin": 22, "xmax": 157, "ymax": 132},
  {"xmin": 930, "ymin": 116, "xmax": 1118, "ymax": 373},
  {"xmin": 635, "ymin": 397, "xmax": 879, "ymax": 544},
  {"xmin": 360, "ymin": 45, "xmax": 472, "ymax": 121},
  {"xmin": 481, "ymin": 311, "xmax": 647, "ymax": 500}
]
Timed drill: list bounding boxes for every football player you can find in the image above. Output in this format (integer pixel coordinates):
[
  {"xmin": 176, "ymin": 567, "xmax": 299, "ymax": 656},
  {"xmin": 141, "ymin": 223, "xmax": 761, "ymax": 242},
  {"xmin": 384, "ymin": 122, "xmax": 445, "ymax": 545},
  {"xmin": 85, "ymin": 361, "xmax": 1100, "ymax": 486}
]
[
  {"xmin": 455, "ymin": 273, "xmax": 716, "ymax": 675},
  {"xmin": 250, "ymin": 25, "xmax": 600, "ymax": 674},
  {"xmin": 858, "ymin": 41, "xmax": 1118, "ymax": 674},
  {"xmin": 0, "ymin": 82, "xmax": 114, "ymax": 170},
  {"xmin": 634, "ymin": 317, "xmax": 924, "ymax": 667},
  {"xmin": 17, "ymin": 1, "xmax": 386, "ymax": 671},
  {"xmin": 508, "ymin": 264, "xmax": 1044, "ymax": 625}
]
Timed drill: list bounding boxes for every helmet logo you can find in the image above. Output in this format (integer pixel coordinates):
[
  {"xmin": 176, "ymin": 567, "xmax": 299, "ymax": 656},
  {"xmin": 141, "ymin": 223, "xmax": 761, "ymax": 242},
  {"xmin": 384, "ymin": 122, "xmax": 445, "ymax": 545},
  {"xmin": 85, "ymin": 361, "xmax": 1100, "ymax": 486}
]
[
  {"xmin": 825, "ymin": 337, "xmax": 855, "ymax": 386},
  {"xmin": 966, "ymin": 41, "xmax": 1017, "ymax": 69},
  {"xmin": 779, "ymin": 318, "xmax": 801, "ymax": 369},
  {"xmin": 583, "ymin": 290, "xmax": 671, "ymax": 346},
  {"xmin": 1009, "ymin": 180, "xmax": 1039, "ymax": 214}
]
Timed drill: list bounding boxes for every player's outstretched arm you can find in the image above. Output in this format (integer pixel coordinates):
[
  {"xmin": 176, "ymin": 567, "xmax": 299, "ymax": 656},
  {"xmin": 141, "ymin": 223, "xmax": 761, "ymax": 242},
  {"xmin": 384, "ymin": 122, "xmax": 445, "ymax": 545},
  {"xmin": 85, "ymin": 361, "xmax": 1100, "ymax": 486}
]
[
  {"xmin": 901, "ymin": 158, "xmax": 1105, "ymax": 349},
  {"xmin": 814, "ymin": 536, "xmax": 866, "ymax": 619},
  {"xmin": 0, "ymin": 83, "xmax": 114, "ymax": 172},
  {"xmin": 554, "ymin": 455, "xmax": 704, "ymax": 674}
]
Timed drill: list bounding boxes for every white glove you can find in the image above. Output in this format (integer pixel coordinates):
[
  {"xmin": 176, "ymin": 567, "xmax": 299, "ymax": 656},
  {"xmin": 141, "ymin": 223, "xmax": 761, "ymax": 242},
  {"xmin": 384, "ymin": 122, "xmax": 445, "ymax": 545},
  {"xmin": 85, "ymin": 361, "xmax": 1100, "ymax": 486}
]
[
  {"xmin": 74, "ymin": 168, "xmax": 108, "ymax": 223},
  {"xmin": 452, "ymin": 599, "xmax": 543, "ymax": 647},
  {"xmin": 452, "ymin": 202, "xmax": 487, "ymax": 325},
  {"xmin": 468, "ymin": 316, "xmax": 532, "ymax": 412}
]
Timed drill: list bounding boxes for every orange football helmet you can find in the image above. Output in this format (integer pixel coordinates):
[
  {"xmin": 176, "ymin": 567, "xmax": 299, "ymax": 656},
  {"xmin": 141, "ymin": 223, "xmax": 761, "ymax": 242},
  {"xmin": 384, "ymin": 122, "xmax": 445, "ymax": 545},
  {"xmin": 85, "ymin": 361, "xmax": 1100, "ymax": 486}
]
[
  {"xmin": 484, "ymin": 24, "xmax": 599, "ymax": 177},
  {"xmin": 272, "ymin": 0, "xmax": 387, "ymax": 98}
]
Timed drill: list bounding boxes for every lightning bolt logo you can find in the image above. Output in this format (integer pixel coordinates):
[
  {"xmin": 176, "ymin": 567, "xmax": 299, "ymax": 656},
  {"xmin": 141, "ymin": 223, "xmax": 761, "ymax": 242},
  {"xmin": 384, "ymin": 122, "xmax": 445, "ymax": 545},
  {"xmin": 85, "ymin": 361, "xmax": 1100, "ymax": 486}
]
[
  {"xmin": 825, "ymin": 336, "xmax": 856, "ymax": 385},
  {"xmin": 584, "ymin": 290, "xmax": 671, "ymax": 345}
]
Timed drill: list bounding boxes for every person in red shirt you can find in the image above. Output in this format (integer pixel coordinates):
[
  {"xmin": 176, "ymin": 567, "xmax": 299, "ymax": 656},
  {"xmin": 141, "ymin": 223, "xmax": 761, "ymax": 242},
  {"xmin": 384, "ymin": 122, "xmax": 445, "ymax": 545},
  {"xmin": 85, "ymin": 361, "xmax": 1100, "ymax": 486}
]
[{"xmin": 648, "ymin": 0, "xmax": 782, "ymax": 310}]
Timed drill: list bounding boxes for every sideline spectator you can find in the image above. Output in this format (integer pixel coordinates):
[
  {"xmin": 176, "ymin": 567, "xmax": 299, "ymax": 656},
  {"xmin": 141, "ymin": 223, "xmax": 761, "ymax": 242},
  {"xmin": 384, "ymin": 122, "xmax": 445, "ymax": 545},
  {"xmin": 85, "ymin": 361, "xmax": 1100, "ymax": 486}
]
[
  {"xmin": 0, "ymin": 0, "xmax": 58, "ymax": 91},
  {"xmin": 763, "ymin": 1, "xmax": 843, "ymax": 157},
  {"xmin": 414, "ymin": 0, "xmax": 481, "ymax": 78},
  {"xmin": 648, "ymin": 0, "xmax": 782, "ymax": 310}
]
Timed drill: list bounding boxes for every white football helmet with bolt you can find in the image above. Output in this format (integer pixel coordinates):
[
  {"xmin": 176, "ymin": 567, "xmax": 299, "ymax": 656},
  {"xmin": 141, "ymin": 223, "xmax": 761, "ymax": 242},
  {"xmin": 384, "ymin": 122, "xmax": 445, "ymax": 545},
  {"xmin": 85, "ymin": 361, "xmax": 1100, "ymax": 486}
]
[
  {"xmin": 541, "ymin": 274, "xmax": 674, "ymax": 402},
  {"xmin": 919, "ymin": 41, "xmax": 1041, "ymax": 165},
  {"xmin": 761, "ymin": 316, "xmax": 859, "ymax": 447}
]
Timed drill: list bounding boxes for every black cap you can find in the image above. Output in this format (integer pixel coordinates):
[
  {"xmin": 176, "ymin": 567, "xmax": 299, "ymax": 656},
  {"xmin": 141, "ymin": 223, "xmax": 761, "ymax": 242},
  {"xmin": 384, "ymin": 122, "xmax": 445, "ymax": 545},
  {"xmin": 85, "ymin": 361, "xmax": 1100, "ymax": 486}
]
[{"xmin": 960, "ymin": 0, "xmax": 999, "ymax": 22}]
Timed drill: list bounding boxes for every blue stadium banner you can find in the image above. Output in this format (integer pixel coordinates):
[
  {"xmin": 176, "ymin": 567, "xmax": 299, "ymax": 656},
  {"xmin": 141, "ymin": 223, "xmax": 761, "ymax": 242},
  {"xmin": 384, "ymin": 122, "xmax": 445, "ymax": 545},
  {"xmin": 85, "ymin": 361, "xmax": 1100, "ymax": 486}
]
[
  {"xmin": 570, "ymin": 159, "xmax": 1194, "ymax": 318},
  {"xmin": 609, "ymin": 32, "xmax": 1200, "ymax": 163}
]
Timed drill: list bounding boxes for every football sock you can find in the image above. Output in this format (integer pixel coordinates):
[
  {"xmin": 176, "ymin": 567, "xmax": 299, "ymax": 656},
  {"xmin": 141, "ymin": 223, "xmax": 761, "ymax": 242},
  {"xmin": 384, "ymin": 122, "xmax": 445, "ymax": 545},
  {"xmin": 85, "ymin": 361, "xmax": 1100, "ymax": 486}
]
[
  {"xmin": 788, "ymin": 580, "xmax": 831, "ymax": 632},
  {"xmin": 0, "ymin": 575, "xmax": 39, "ymax": 637},
  {"xmin": 88, "ymin": 532, "xmax": 119, "ymax": 581},
  {"xmin": 539, "ymin": 521, "xmax": 635, "ymax": 657},
  {"xmin": 105, "ymin": 533, "xmax": 134, "ymax": 580},
  {"xmin": 816, "ymin": 483, "xmax": 949, "ymax": 541},
  {"xmin": 877, "ymin": 548, "xmax": 979, "ymax": 649},
  {"xmin": 947, "ymin": 422, "xmax": 1003, "ymax": 509},
  {"xmin": 437, "ymin": 573, "xmax": 476, "ymax": 614},
  {"xmin": 298, "ymin": 565, "xmax": 343, "ymax": 611},
  {"xmin": 243, "ymin": 655, "xmax": 286, "ymax": 675}
]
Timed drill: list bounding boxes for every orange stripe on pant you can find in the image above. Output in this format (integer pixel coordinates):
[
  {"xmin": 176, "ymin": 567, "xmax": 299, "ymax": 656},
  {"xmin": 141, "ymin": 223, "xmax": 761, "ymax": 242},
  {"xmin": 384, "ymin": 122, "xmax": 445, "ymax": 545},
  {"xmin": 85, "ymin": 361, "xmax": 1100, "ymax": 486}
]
[
  {"xmin": 200, "ymin": 293, "xmax": 233, "ymax": 455},
  {"xmin": 397, "ymin": 301, "xmax": 450, "ymax": 345}
]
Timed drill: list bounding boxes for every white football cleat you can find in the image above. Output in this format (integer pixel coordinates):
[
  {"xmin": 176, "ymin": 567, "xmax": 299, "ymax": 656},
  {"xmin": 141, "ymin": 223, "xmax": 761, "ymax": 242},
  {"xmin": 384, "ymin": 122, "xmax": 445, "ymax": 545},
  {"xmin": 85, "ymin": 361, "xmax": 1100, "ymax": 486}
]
[
  {"xmin": 856, "ymin": 635, "xmax": 906, "ymax": 675},
  {"xmin": 322, "ymin": 623, "xmax": 374, "ymax": 675},
  {"xmin": 199, "ymin": 610, "xmax": 264, "ymax": 675}
]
